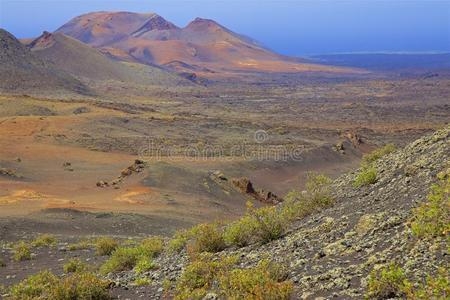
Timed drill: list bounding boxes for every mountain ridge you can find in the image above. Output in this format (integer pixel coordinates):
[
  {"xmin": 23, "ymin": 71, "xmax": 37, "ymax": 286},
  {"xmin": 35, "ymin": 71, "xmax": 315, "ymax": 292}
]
[{"xmin": 56, "ymin": 11, "xmax": 361, "ymax": 76}]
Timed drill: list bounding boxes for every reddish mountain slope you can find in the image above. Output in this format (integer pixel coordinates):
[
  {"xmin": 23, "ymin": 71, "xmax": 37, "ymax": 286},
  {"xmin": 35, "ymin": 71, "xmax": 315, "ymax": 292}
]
[
  {"xmin": 29, "ymin": 31, "xmax": 193, "ymax": 87},
  {"xmin": 56, "ymin": 11, "xmax": 360, "ymax": 76}
]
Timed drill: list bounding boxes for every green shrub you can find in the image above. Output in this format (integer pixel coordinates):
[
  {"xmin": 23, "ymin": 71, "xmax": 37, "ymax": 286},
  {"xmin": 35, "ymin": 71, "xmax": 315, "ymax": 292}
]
[
  {"xmin": 168, "ymin": 230, "xmax": 190, "ymax": 253},
  {"xmin": 10, "ymin": 270, "xmax": 110, "ymax": 299},
  {"xmin": 63, "ymin": 258, "xmax": 88, "ymax": 273},
  {"xmin": 305, "ymin": 172, "xmax": 333, "ymax": 206},
  {"xmin": 100, "ymin": 247, "xmax": 143, "ymax": 274},
  {"xmin": 354, "ymin": 166, "xmax": 377, "ymax": 187},
  {"xmin": 223, "ymin": 214, "xmax": 258, "ymax": 247},
  {"xmin": 219, "ymin": 260, "xmax": 293, "ymax": 300},
  {"xmin": 175, "ymin": 255, "xmax": 292, "ymax": 300},
  {"xmin": 362, "ymin": 144, "xmax": 396, "ymax": 166},
  {"xmin": 251, "ymin": 206, "xmax": 287, "ymax": 243},
  {"xmin": 282, "ymin": 173, "xmax": 334, "ymax": 221},
  {"xmin": 134, "ymin": 256, "xmax": 156, "ymax": 274},
  {"xmin": 68, "ymin": 239, "xmax": 93, "ymax": 251},
  {"xmin": 13, "ymin": 241, "xmax": 31, "ymax": 261},
  {"xmin": 175, "ymin": 254, "xmax": 237, "ymax": 299},
  {"xmin": 404, "ymin": 268, "xmax": 450, "ymax": 299},
  {"xmin": 32, "ymin": 234, "xmax": 57, "ymax": 247},
  {"xmin": 100, "ymin": 238, "xmax": 162, "ymax": 275},
  {"xmin": 187, "ymin": 223, "xmax": 226, "ymax": 254},
  {"xmin": 365, "ymin": 263, "xmax": 407, "ymax": 299},
  {"xmin": 9, "ymin": 270, "xmax": 58, "ymax": 299},
  {"xmin": 50, "ymin": 272, "xmax": 111, "ymax": 300},
  {"xmin": 95, "ymin": 237, "xmax": 119, "ymax": 256},
  {"xmin": 0, "ymin": 258, "xmax": 5, "ymax": 267},
  {"xmin": 410, "ymin": 169, "xmax": 449, "ymax": 238},
  {"xmin": 133, "ymin": 277, "xmax": 151, "ymax": 286},
  {"xmin": 140, "ymin": 237, "xmax": 164, "ymax": 257}
]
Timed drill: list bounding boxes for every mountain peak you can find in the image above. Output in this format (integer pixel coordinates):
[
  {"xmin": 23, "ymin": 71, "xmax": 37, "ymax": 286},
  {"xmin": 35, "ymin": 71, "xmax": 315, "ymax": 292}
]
[
  {"xmin": 28, "ymin": 31, "xmax": 57, "ymax": 50},
  {"xmin": 186, "ymin": 17, "xmax": 225, "ymax": 31},
  {"xmin": 132, "ymin": 14, "xmax": 179, "ymax": 37}
]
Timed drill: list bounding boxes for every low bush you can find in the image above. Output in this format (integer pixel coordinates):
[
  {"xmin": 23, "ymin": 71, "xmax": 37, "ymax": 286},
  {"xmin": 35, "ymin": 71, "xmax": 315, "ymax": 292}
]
[
  {"xmin": 9, "ymin": 270, "xmax": 58, "ymax": 299},
  {"xmin": 10, "ymin": 270, "xmax": 110, "ymax": 299},
  {"xmin": 32, "ymin": 234, "xmax": 57, "ymax": 247},
  {"xmin": 13, "ymin": 241, "xmax": 31, "ymax": 262},
  {"xmin": 251, "ymin": 205, "xmax": 287, "ymax": 243},
  {"xmin": 95, "ymin": 237, "xmax": 119, "ymax": 256},
  {"xmin": 133, "ymin": 277, "xmax": 151, "ymax": 286},
  {"xmin": 175, "ymin": 254, "xmax": 237, "ymax": 299},
  {"xmin": 140, "ymin": 237, "xmax": 164, "ymax": 257},
  {"xmin": 404, "ymin": 268, "xmax": 450, "ymax": 299},
  {"xmin": 63, "ymin": 258, "xmax": 88, "ymax": 273},
  {"xmin": 168, "ymin": 230, "xmax": 190, "ymax": 253},
  {"xmin": 362, "ymin": 144, "xmax": 396, "ymax": 166},
  {"xmin": 100, "ymin": 238, "xmax": 162, "ymax": 275},
  {"xmin": 366, "ymin": 264, "xmax": 450, "ymax": 300},
  {"xmin": 365, "ymin": 263, "xmax": 407, "ymax": 299},
  {"xmin": 219, "ymin": 260, "xmax": 293, "ymax": 300},
  {"xmin": 175, "ymin": 254, "xmax": 292, "ymax": 300},
  {"xmin": 223, "ymin": 213, "xmax": 258, "ymax": 247},
  {"xmin": 354, "ymin": 166, "xmax": 377, "ymax": 187},
  {"xmin": 134, "ymin": 256, "xmax": 156, "ymax": 274},
  {"xmin": 0, "ymin": 258, "xmax": 5, "ymax": 267},
  {"xmin": 305, "ymin": 172, "xmax": 333, "ymax": 206},
  {"xmin": 410, "ymin": 169, "xmax": 449, "ymax": 238},
  {"xmin": 100, "ymin": 247, "xmax": 143, "ymax": 274},
  {"xmin": 187, "ymin": 223, "xmax": 226, "ymax": 254},
  {"xmin": 51, "ymin": 272, "xmax": 111, "ymax": 300},
  {"xmin": 68, "ymin": 239, "xmax": 93, "ymax": 251}
]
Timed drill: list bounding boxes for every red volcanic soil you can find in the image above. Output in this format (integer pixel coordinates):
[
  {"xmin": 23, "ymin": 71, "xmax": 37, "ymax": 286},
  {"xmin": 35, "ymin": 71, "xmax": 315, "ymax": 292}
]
[{"xmin": 56, "ymin": 12, "xmax": 362, "ymax": 76}]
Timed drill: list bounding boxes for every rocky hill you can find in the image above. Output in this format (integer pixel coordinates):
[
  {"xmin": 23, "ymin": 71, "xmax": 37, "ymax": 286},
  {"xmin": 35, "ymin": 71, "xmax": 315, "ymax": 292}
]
[
  {"xmin": 29, "ymin": 31, "xmax": 192, "ymax": 87},
  {"xmin": 1, "ymin": 127, "xmax": 448, "ymax": 299},
  {"xmin": 100, "ymin": 126, "xmax": 448, "ymax": 298},
  {"xmin": 0, "ymin": 29, "xmax": 88, "ymax": 94}
]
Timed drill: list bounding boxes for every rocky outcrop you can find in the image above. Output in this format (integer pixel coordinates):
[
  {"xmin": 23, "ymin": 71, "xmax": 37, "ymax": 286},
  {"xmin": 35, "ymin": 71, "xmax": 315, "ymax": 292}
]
[{"xmin": 231, "ymin": 177, "xmax": 282, "ymax": 204}]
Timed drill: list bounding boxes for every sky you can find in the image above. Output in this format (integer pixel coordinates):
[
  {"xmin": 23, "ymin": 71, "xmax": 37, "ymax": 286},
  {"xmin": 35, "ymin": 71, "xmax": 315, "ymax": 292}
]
[{"xmin": 0, "ymin": 0, "xmax": 449, "ymax": 56}]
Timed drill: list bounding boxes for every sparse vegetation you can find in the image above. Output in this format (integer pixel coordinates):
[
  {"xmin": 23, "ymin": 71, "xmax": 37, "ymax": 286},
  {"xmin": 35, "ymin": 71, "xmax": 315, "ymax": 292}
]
[
  {"xmin": 133, "ymin": 277, "xmax": 151, "ymax": 286},
  {"xmin": 365, "ymin": 263, "xmax": 407, "ymax": 299},
  {"xmin": 168, "ymin": 230, "xmax": 190, "ymax": 253},
  {"xmin": 32, "ymin": 234, "xmax": 57, "ymax": 247},
  {"xmin": 13, "ymin": 241, "xmax": 31, "ymax": 261},
  {"xmin": 68, "ymin": 239, "xmax": 93, "ymax": 251},
  {"xmin": 175, "ymin": 254, "xmax": 238, "ymax": 299},
  {"xmin": 63, "ymin": 258, "xmax": 88, "ymax": 273},
  {"xmin": 404, "ymin": 268, "xmax": 450, "ymax": 299},
  {"xmin": 9, "ymin": 270, "xmax": 111, "ymax": 300},
  {"xmin": 9, "ymin": 270, "xmax": 58, "ymax": 299},
  {"xmin": 140, "ymin": 237, "xmax": 164, "ymax": 256},
  {"xmin": 219, "ymin": 260, "xmax": 293, "ymax": 300},
  {"xmin": 366, "ymin": 264, "xmax": 450, "ymax": 300},
  {"xmin": 100, "ymin": 238, "xmax": 162, "ymax": 274},
  {"xmin": 354, "ymin": 144, "xmax": 396, "ymax": 188},
  {"xmin": 175, "ymin": 254, "xmax": 292, "ymax": 299},
  {"xmin": 0, "ymin": 258, "xmax": 5, "ymax": 267},
  {"xmin": 362, "ymin": 144, "xmax": 396, "ymax": 166},
  {"xmin": 134, "ymin": 256, "xmax": 156, "ymax": 274},
  {"xmin": 354, "ymin": 165, "xmax": 377, "ymax": 187},
  {"xmin": 410, "ymin": 168, "xmax": 449, "ymax": 238},
  {"xmin": 223, "ymin": 212, "xmax": 258, "ymax": 247},
  {"xmin": 187, "ymin": 223, "xmax": 226, "ymax": 254},
  {"xmin": 179, "ymin": 173, "xmax": 334, "ymax": 251},
  {"xmin": 95, "ymin": 237, "xmax": 119, "ymax": 256},
  {"xmin": 100, "ymin": 246, "xmax": 144, "ymax": 274},
  {"xmin": 32, "ymin": 234, "xmax": 57, "ymax": 248}
]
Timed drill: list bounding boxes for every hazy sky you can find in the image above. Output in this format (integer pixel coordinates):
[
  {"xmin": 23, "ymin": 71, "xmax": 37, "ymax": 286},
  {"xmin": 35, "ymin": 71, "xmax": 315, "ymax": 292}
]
[{"xmin": 0, "ymin": 0, "xmax": 449, "ymax": 56}]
